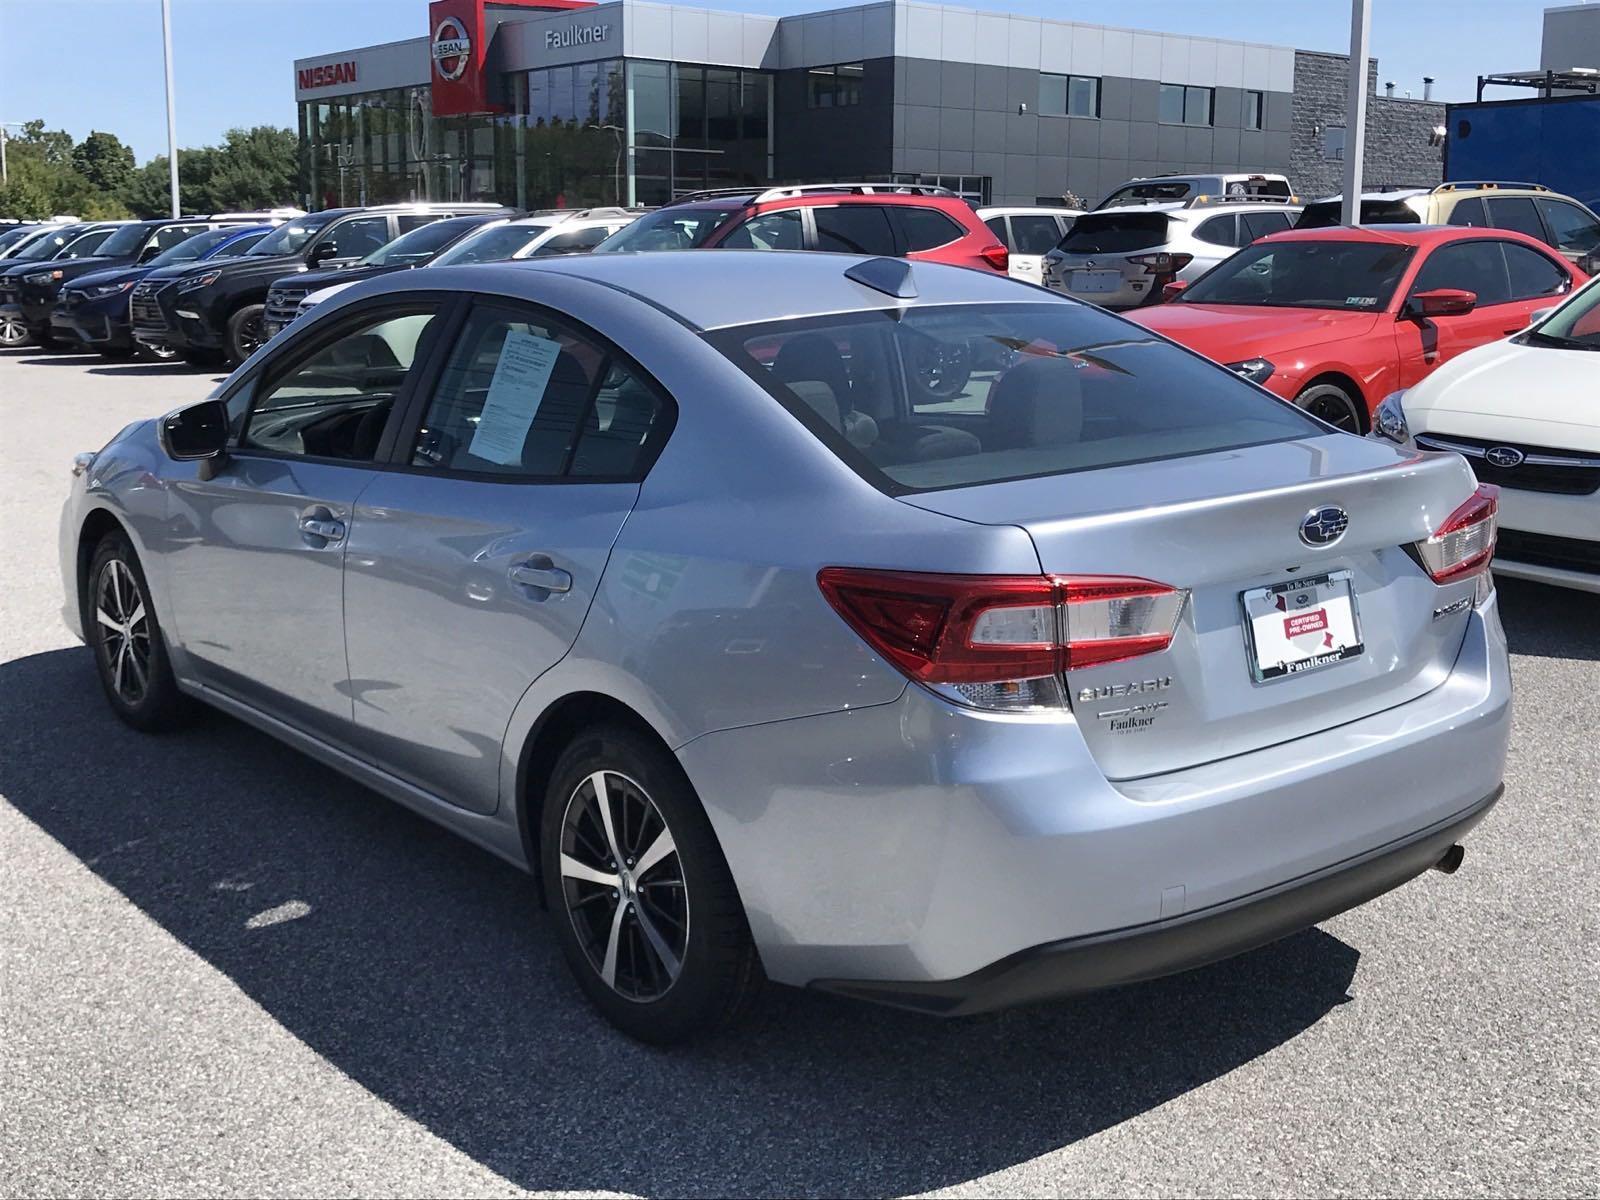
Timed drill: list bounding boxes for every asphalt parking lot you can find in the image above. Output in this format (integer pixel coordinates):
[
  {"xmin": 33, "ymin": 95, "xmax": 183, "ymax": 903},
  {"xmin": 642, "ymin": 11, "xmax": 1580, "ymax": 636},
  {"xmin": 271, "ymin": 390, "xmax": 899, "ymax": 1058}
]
[{"xmin": 0, "ymin": 346, "xmax": 1595, "ymax": 1199}]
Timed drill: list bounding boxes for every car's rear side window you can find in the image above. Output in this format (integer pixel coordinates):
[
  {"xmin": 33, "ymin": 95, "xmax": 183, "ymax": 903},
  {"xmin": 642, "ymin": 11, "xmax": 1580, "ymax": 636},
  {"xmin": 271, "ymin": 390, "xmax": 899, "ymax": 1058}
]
[
  {"xmin": 893, "ymin": 206, "xmax": 964, "ymax": 251},
  {"xmin": 812, "ymin": 205, "xmax": 897, "ymax": 255},
  {"xmin": 1486, "ymin": 196, "xmax": 1546, "ymax": 242},
  {"xmin": 706, "ymin": 303, "xmax": 1321, "ymax": 494}
]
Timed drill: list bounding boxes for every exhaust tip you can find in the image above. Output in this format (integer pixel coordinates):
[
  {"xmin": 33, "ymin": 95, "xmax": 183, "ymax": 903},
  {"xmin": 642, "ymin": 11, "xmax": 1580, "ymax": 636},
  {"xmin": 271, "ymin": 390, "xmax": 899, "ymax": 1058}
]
[{"xmin": 1433, "ymin": 843, "xmax": 1466, "ymax": 874}]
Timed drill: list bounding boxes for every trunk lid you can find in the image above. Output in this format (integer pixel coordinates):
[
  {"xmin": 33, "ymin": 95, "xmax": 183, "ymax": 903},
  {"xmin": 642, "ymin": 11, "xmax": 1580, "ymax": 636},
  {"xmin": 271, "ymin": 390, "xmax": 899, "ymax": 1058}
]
[{"xmin": 901, "ymin": 435, "xmax": 1481, "ymax": 779}]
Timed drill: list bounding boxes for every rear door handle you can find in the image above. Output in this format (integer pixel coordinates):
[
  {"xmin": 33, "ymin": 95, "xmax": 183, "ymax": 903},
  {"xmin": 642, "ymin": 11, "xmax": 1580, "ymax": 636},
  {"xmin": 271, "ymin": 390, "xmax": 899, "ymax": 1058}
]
[
  {"xmin": 299, "ymin": 516, "xmax": 346, "ymax": 541},
  {"xmin": 509, "ymin": 562, "xmax": 572, "ymax": 593}
]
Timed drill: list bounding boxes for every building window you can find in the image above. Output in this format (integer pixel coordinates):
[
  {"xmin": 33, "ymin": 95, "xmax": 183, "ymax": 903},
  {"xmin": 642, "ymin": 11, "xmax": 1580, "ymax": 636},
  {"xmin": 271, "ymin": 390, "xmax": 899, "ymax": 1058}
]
[
  {"xmin": 1245, "ymin": 90, "xmax": 1264, "ymax": 131},
  {"xmin": 1159, "ymin": 83, "xmax": 1213, "ymax": 126},
  {"xmin": 1323, "ymin": 125, "xmax": 1346, "ymax": 161},
  {"xmin": 1039, "ymin": 73, "xmax": 1100, "ymax": 118},
  {"xmin": 807, "ymin": 63, "xmax": 864, "ymax": 108}
]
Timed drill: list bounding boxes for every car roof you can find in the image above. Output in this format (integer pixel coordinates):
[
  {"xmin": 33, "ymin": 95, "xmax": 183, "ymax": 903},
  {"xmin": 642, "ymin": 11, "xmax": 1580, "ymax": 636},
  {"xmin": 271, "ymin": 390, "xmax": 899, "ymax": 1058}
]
[
  {"xmin": 398, "ymin": 250, "xmax": 1045, "ymax": 331},
  {"xmin": 976, "ymin": 206, "xmax": 1084, "ymax": 216},
  {"xmin": 1259, "ymin": 223, "xmax": 1557, "ymax": 248}
]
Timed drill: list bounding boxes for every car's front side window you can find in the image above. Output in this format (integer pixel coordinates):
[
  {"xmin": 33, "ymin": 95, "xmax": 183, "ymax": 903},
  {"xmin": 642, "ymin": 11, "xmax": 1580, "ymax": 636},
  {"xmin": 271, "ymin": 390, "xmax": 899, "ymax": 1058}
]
[
  {"xmin": 1409, "ymin": 240, "xmax": 1511, "ymax": 307},
  {"xmin": 409, "ymin": 305, "xmax": 668, "ymax": 480},
  {"xmin": 237, "ymin": 308, "xmax": 440, "ymax": 461},
  {"xmin": 718, "ymin": 210, "xmax": 804, "ymax": 251}
]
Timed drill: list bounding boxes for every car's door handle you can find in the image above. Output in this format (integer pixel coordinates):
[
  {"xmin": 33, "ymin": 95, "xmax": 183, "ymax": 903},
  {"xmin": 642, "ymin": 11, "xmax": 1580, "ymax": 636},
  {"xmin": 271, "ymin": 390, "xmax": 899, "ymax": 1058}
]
[
  {"xmin": 299, "ymin": 516, "xmax": 346, "ymax": 541},
  {"xmin": 509, "ymin": 562, "xmax": 572, "ymax": 593}
]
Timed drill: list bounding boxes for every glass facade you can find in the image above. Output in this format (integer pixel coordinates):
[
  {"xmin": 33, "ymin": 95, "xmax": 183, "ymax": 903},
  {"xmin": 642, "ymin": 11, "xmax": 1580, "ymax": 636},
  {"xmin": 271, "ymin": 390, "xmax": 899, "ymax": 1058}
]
[{"xmin": 297, "ymin": 59, "xmax": 773, "ymax": 211}]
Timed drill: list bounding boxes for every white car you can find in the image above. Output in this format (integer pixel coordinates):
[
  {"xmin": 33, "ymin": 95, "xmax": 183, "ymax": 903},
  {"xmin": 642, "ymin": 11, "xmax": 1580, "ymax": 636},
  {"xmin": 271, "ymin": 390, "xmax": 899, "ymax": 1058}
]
[
  {"xmin": 1373, "ymin": 281, "xmax": 1600, "ymax": 593},
  {"xmin": 976, "ymin": 206, "xmax": 1082, "ymax": 285}
]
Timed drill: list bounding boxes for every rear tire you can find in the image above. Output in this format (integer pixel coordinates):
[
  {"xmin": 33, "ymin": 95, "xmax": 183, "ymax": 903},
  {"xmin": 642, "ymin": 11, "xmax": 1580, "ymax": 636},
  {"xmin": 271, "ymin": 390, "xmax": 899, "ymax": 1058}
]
[
  {"xmin": 540, "ymin": 724, "xmax": 761, "ymax": 1044},
  {"xmin": 0, "ymin": 313, "xmax": 29, "ymax": 348},
  {"xmin": 225, "ymin": 303, "xmax": 266, "ymax": 367},
  {"xmin": 1294, "ymin": 381, "xmax": 1367, "ymax": 434},
  {"xmin": 86, "ymin": 532, "xmax": 192, "ymax": 733}
]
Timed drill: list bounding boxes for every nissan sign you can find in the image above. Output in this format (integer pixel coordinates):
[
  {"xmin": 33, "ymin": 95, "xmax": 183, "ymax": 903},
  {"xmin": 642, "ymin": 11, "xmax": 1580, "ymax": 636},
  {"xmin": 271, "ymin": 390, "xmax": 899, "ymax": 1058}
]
[
  {"xmin": 546, "ymin": 23, "xmax": 613, "ymax": 50},
  {"xmin": 298, "ymin": 61, "xmax": 358, "ymax": 90},
  {"xmin": 432, "ymin": 16, "xmax": 472, "ymax": 81}
]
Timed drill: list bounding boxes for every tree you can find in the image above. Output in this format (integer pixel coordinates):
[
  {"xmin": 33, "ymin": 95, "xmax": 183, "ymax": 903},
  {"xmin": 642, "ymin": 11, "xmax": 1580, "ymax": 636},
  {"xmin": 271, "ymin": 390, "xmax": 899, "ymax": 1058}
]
[
  {"xmin": 19, "ymin": 120, "xmax": 73, "ymax": 166},
  {"xmin": 72, "ymin": 131, "xmax": 136, "ymax": 196},
  {"xmin": 203, "ymin": 126, "xmax": 301, "ymax": 212}
]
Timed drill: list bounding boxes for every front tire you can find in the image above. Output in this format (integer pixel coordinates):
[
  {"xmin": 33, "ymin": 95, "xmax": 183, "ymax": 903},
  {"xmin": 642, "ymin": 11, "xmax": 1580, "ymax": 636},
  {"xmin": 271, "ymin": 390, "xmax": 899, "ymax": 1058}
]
[
  {"xmin": 86, "ymin": 532, "xmax": 191, "ymax": 732},
  {"xmin": 1295, "ymin": 382, "xmax": 1367, "ymax": 434},
  {"xmin": 225, "ymin": 303, "xmax": 266, "ymax": 367},
  {"xmin": 540, "ymin": 724, "xmax": 761, "ymax": 1043},
  {"xmin": 0, "ymin": 312, "xmax": 29, "ymax": 348},
  {"xmin": 135, "ymin": 342, "xmax": 179, "ymax": 363}
]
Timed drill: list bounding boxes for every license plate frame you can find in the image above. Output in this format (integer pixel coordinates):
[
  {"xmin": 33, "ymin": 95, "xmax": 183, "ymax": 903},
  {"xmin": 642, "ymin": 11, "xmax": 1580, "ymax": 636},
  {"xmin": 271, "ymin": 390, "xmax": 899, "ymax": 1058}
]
[
  {"xmin": 1069, "ymin": 269, "xmax": 1123, "ymax": 295},
  {"xmin": 1240, "ymin": 570, "xmax": 1364, "ymax": 683}
]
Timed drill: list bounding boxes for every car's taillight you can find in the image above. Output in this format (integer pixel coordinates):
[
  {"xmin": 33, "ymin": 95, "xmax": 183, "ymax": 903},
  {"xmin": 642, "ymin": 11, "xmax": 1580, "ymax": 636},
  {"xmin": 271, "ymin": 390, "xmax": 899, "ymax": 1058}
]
[
  {"xmin": 1414, "ymin": 484, "xmax": 1499, "ymax": 584},
  {"xmin": 817, "ymin": 568, "xmax": 1188, "ymax": 711},
  {"xmin": 1128, "ymin": 251, "xmax": 1194, "ymax": 275},
  {"xmin": 979, "ymin": 243, "xmax": 1010, "ymax": 272}
]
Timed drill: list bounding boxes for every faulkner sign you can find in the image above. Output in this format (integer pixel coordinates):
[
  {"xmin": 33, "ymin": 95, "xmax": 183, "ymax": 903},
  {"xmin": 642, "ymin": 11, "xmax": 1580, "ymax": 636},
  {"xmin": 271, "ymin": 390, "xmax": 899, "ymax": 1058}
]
[
  {"xmin": 298, "ymin": 60, "xmax": 358, "ymax": 90},
  {"xmin": 546, "ymin": 23, "xmax": 613, "ymax": 50}
]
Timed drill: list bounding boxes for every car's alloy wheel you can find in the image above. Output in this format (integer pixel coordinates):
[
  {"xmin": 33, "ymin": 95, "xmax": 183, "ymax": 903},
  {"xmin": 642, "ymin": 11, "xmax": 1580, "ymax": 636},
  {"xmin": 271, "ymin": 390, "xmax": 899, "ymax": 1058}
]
[
  {"xmin": 94, "ymin": 558, "xmax": 152, "ymax": 708},
  {"xmin": 227, "ymin": 304, "xmax": 266, "ymax": 365},
  {"xmin": 136, "ymin": 342, "xmax": 178, "ymax": 362},
  {"xmin": 0, "ymin": 313, "xmax": 29, "ymax": 348},
  {"xmin": 558, "ymin": 769, "xmax": 689, "ymax": 1002},
  {"xmin": 1295, "ymin": 383, "xmax": 1365, "ymax": 434}
]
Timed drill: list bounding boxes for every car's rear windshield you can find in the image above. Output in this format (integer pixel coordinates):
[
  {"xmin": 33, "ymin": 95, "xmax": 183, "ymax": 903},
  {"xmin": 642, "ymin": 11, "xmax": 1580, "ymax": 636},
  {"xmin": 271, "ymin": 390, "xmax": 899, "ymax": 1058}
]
[
  {"xmin": 1179, "ymin": 239, "xmax": 1414, "ymax": 311},
  {"xmin": 1055, "ymin": 212, "xmax": 1171, "ymax": 254},
  {"xmin": 363, "ymin": 217, "xmax": 483, "ymax": 266},
  {"xmin": 248, "ymin": 213, "xmax": 337, "ymax": 256},
  {"xmin": 148, "ymin": 227, "xmax": 239, "ymax": 267},
  {"xmin": 1099, "ymin": 182, "xmax": 1193, "ymax": 207},
  {"xmin": 592, "ymin": 206, "xmax": 739, "ymax": 252},
  {"xmin": 1294, "ymin": 199, "xmax": 1422, "ymax": 229},
  {"xmin": 706, "ymin": 302, "xmax": 1321, "ymax": 494}
]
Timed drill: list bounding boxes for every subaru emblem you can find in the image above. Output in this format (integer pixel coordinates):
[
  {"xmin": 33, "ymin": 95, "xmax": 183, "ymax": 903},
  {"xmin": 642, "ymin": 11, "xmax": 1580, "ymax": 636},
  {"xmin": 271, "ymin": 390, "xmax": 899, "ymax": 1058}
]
[
  {"xmin": 1484, "ymin": 445, "xmax": 1525, "ymax": 469},
  {"xmin": 1299, "ymin": 505, "xmax": 1348, "ymax": 547}
]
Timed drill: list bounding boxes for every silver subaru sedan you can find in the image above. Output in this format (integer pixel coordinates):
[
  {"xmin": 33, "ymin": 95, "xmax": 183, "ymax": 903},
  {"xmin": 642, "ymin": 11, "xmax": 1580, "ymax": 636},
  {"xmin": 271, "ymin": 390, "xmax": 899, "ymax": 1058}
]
[{"xmin": 59, "ymin": 251, "xmax": 1510, "ymax": 1043}]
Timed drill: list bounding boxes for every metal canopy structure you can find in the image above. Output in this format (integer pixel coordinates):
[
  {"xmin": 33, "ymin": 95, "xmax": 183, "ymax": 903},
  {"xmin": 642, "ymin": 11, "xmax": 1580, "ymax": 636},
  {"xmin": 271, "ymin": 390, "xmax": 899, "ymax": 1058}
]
[{"xmin": 1476, "ymin": 68, "xmax": 1600, "ymax": 101}]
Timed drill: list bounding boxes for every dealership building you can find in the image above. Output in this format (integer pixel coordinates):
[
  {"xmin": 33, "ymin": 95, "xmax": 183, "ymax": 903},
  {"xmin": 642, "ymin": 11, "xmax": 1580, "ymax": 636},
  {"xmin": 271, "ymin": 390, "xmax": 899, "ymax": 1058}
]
[{"xmin": 293, "ymin": 0, "xmax": 1445, "ymax": 211}]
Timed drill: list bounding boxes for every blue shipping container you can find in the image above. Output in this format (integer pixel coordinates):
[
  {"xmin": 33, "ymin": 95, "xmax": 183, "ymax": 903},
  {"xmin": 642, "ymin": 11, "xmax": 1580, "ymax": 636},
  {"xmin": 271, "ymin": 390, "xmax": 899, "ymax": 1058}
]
[{"xmin": 1446, "ymin": 97, "xmax": 1600, "ymax": 210}]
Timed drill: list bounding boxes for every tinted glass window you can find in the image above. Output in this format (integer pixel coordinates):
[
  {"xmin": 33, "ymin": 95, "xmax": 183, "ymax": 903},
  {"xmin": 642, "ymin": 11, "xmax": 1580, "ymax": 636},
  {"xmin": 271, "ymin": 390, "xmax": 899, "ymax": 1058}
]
[
  {"xmin": 894, "ymin": 207, "xmax": 963, "ymax": 251},
  {"xmin": 1295, "ymin": 198, "xmax": 1420, "ymax": 229},
  {"xmin": 1503, "ymin": 242, "xmax": 1570, "ymax": 300},
  {"xmin": 147, "ymin": 228, "xmax": 235, "ymax": 267},
  {"xmin": 812, "ymin": 205, "xmax": 897, "ymax": 255},
  {"xmin": 1194, "ymin": 215, "xmax": 1237, "ymax": 246},
  {"xmin": 1185, "ymin": 86, "xmax": 1213, "ymax": 126},
  {"xmin": 1447, "ymin": 197, "xmax": 1489, "ymax": 227},
  {"xmin": 1242, "ymin": 211, "xmax": 1292, "ymax": 240},
  {"xmin": 434, "ymin": 224, "xmax": 545, "ymax": 265},
  {"xmin": 594, "ymin": 206, "xmax": 739, "ymax": 252},
  {"xmin": 248, "ymin": 214, "xmax": 336, "ymax": 256},
  {"xmin": 1158, "ymin": 84, "xmax": 1185, "ymax": 124},
  {"xmin": 1010, "ymin": 215, "xmax": 1065, "ymax": 255},
  {"xmin": 718, "ymin": 209, "xmax": 805, "ymax": 250},
  {"xmin": 710, "ymin": 304, "xmax": 1319, "ymax": 494},
  {"xmin": 396, "ymin": 213, "xmax": 445, "ymax": 233},
  {"xmin": 153, "ymin": 223, "xmax": 211, "ymax": 251},
  {"xmin": 1486, "ymin": 196, "xmax": 1546, "ymax": 241},
  {"xmin": 1535, "ymin": 198, "xmax": 1600, "ymax": 254},
  {"xmin": 363, "ymin": 218, "xmax": 470, "ymax": 265},
  {"xmin": 13, "ymin": 226, "xmax": 86, "ymax": 260},
  {"xmin": 60, "ymin": 230, "xmax": 114, "ymax": 259},
  {"xmin": 323, "ymin": 216, "xmax": 392, "ymax": 259},
  {"xmin": 984, "ymin": 216, "xmax": 1009, "ymax": 244},
  {"xmin": 217, "ymin": 230, "xmax": 269, "ymax": 256},
  {"xmin": 242, "ymin": 309, "xmax": 439, "ymax": 460},
  {"xmin": 411, "ymin": 305, "xmax": 665, "ymax": 479},
  {"xmin": 1059, "ymin": 212, "xmax": 1170, "ymax": 253},
  {"xmin": 1244, "ymin": 90, "xmax": 1264, "ymax": 130},
  {"xmin": 96, "ymin": 224, "xmax": 154, "ymax": 258},
  {"xmin": 1180, "ymin": 240, "xmax": 1413, "ymax": 310},
  {"xmin": 1410, "ymin": 240, "xmax": 1510, "ymax": 307},
  {"xmin": 530, "ymin": 225, "xmax": 614, "ymax": 255}
]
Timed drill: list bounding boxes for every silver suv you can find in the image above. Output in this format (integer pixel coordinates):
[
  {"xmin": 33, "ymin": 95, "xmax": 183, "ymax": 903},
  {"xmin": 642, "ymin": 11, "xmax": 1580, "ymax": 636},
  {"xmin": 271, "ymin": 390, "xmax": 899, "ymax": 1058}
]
[{"xmin": 1042, "ymin": 199, "xmax": 1302, "ymax": 309}]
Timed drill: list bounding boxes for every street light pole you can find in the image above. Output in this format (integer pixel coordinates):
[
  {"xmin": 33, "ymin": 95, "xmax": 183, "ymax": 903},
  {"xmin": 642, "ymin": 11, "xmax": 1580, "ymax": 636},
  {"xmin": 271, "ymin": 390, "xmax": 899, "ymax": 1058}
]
[
  {"xmin": 1340, "ymin": 0, "xmax": 1371, "ymax": 226},
  {"xmin": 160, "ymin": 0, "xmax": 180, "ymax": 216},
  {"xmin": 0, "ymin": 122, "xmax": 27, "ymax": 189}
]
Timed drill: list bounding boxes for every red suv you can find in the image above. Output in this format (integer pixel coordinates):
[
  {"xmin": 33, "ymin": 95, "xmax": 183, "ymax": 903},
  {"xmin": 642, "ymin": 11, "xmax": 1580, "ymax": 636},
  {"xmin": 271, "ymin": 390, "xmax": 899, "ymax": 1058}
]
[
  {"xmin": 591, "ymin": 184, "xmax": 1010, "ymax": 273},
  {"xmin": 1128, "ymin": 224, "xmax": 1585, "ymax": 432}
]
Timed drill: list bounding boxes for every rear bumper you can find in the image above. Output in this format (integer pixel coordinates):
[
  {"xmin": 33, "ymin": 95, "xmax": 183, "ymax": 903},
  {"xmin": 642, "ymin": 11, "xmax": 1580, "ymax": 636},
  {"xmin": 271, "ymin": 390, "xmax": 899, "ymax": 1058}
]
[
  {"xmin": 677, "ymin": 594, "xmax": 1510, "ymax": 996},
  {"xmin": 817, "ymin": 784, "xmax": 1499, "ymax": 1015}
]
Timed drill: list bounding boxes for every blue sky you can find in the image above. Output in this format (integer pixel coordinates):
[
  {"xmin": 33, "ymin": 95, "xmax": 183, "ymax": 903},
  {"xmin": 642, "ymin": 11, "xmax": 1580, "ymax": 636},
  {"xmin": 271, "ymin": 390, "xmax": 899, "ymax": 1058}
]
[{"xmin": 0, "ymin": 0, "xmax": 1567, "ymax": 163}]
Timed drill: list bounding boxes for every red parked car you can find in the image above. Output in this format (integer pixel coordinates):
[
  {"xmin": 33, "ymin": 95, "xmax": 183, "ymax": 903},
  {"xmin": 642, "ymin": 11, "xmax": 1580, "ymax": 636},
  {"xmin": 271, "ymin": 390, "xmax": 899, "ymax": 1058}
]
[
  {"xmin": 1127, "ymin": 224, "xmax": 1586, "ymax": 432},
  {"xmin": 592, "ymin": 183, "xmax": 1011, "ymax": 274}
]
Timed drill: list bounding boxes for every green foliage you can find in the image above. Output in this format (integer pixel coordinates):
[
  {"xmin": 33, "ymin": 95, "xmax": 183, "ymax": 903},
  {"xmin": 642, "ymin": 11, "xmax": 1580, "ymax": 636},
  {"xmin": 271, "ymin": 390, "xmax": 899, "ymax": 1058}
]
[{"xmin": 0, "ymin": 121, "xmax": 301, "ymax": 220}]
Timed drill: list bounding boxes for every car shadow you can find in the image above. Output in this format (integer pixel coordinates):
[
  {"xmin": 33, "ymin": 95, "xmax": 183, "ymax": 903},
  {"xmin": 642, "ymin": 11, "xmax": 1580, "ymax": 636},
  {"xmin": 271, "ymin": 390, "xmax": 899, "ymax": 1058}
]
[
  {"xmin": 1495, "ymin": 577, "xmax": 1600, "ymax": 661},
  {"xmin": 86, "ymin": 363, "xmax": 224, "ymax": 378},
  {"xmin": 0, "ymin": 647, "xmax": 1360, "ymax": 1197}
]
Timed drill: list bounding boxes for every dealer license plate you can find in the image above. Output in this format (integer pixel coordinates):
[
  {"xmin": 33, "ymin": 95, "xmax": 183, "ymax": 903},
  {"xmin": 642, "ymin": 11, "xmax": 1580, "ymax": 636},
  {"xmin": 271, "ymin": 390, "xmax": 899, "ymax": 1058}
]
[
  {"xmin": 1241, "ymin": 571, "xmax": 1363, "ymax": 682},
  {"xmin": 1069, "ymin": 269, "xmax": 1122, "ymax": 294}
]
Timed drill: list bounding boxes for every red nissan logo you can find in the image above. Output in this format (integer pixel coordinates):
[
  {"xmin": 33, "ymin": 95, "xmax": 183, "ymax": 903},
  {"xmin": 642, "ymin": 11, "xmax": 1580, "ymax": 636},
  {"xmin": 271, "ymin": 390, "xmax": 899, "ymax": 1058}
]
[{"xmin": 432, "ymin": 17, "xmax": 471, "ymax": 81}]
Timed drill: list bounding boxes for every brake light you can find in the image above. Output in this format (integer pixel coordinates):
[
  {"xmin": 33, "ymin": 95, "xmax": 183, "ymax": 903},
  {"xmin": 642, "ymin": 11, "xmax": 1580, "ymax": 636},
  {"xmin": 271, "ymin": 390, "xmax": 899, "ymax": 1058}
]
[
  {"xmin": 979, "ymin": 243, "xmax": 1010, "ymax": 272},
  {"xmin": 816, "ymin": 568, "xmax": 1188, "ymax": 711},
  {"xmin": 1415, "ymin": 484, "xmax": 1498, "ymax": 584},
  {"xmin": 1127, "ymin": 252, "xmax": 1194, "ymax": 275}
]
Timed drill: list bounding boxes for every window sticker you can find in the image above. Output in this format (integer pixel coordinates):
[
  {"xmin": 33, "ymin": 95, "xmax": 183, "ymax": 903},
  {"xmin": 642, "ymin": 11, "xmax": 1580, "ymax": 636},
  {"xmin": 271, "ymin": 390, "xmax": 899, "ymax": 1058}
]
[
  {"xmin": 467, "ymin": 329, "xmax": 563, "ymax": 466},
  {"xmin": 1345, "ymin": 296, "xmax": 1378, "ymax": 307}
]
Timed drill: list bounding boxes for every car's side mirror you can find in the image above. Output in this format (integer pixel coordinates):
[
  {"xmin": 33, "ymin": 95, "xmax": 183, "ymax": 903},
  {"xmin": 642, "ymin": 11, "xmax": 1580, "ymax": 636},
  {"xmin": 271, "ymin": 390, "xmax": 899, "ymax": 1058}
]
[
  {"xmin": 160, "ymin": 399, "xmax": 229, "ymax": 467},
  {"xmin": 1404, "ymin": 288, "xmax": 1477, "ymax": 319},
  {"xmin": 1529, "ymin": 306, "xmax": 1556, "ymax": 326},
  {"xmin": 308, "ymin": 241, "xmax": 339, "ymax": 267},
  {"xmin": 1161, "ymin": 280, "xmax": 1189, "ymax": 301}
]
